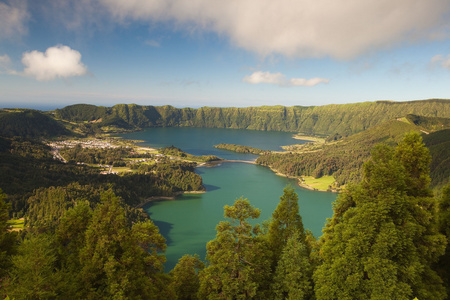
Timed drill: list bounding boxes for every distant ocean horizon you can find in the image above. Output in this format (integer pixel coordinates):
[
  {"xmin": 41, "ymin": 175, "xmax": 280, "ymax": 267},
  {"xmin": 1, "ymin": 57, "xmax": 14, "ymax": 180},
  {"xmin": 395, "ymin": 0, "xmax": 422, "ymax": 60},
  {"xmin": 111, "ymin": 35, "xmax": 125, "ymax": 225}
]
[
  {"xmin": 0, "ymin": 102, "xmax": 208, "ymax": 111},
  {"xmin": 0, "ymin": 102, "xmax": 68, "ymax": 111}
]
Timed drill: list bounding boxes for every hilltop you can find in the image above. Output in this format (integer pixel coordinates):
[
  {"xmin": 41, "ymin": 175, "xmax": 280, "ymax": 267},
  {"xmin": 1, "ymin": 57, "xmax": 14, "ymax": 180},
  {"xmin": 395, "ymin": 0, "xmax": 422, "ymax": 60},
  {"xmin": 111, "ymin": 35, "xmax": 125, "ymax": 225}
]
[
  {"xmin": 0, "ymin": 109, "xmax": 69, "ymax": 138},
  {"xmin": 52, "ymin": 99, "xmax": 450, "ymax": 137}
]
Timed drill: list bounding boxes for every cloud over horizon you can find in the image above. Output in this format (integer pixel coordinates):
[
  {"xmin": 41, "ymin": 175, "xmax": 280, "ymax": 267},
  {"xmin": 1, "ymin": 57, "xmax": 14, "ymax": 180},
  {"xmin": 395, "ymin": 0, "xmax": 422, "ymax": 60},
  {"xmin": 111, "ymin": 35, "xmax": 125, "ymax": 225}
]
[
  {"xmin": 21, "ymin": 45, "xmax": 88, "ymax": 81},
  {"xmin": 99, "ymin": 0, "xmax": 450, "ymax": 59},
  {"xmin": 243, "ymin": 71, "xmax": 329, "ymax": 87},
  {"xmin": 431, "ymin": 54, "xmax": 450, "ymax": 70}
]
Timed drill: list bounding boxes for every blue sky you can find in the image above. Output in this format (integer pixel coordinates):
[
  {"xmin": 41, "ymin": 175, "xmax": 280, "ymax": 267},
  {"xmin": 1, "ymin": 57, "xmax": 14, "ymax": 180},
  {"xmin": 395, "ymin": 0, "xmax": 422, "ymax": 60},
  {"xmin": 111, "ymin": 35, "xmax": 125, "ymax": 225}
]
[{"xmin": 1, "ymin": 0, "xmax": 450, "ymax": 110}]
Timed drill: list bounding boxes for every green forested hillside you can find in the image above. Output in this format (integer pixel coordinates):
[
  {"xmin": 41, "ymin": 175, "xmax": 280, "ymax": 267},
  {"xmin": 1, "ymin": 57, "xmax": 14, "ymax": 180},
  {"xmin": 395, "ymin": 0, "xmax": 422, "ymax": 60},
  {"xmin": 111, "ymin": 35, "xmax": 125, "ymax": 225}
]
[
  {"xmin": 0, "ymin": 137, "xmax": 204, "ymax": 215},
  {"xmin": 423, "ymin": 129, "xmax": 450, "ymax": 192},
  {"xmin": 53, "ymin": 99, "xmax": 450, "ymax": 136},
  {"xmin": 406, "ymin": 114, "xmax": 450, "ymax": 131},
  {"xmin": 0, "ymin": 109, "xmax": 69, "ymax": 138},
  {"xmin": 257, "ymin": 118, "xmax": 450, "ymax": 189}
]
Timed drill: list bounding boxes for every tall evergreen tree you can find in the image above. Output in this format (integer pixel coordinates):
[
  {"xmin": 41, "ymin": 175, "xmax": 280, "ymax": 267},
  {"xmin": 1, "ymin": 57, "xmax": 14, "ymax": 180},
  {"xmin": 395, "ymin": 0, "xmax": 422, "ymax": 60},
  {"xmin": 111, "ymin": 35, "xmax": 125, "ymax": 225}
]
[
  {"xmin": 0, "ymin": 189, "xmax": 17, "ymax": 278},
  {"xmin": 169, "ymin": 254, "xmax": 204, "ymax": 300},
  {"xmin": 267, "ymin": 186, "xmax": 306, "ymax": 263},
  {"xmin": 271, "ymin": 230, "xmax": 313, "ymax": 300},
  {"xmin": 79, "ymin": 190, "xmax": 167, "ymax": 299},
  {"xmin": 198, "ymin": 197, "xmax": 271, "ymax": 299},
  {"xmin": 437, "ymin": 184, "xmax": 450, "ymax": 297},
  {"xmin": 8, "ymin": 234, "xmax": 62, "ymax": 299},
  {"xmin": 265, "ymin": 186, "xmax": 313, "ymax": 298},
  {"xmin": 56, "ymin": 203, "xmax": 93, "ymax": 298},
  {"xmin": 314, "ymin": 132, "xmax": 447, "ymax": 300},
  {"xmin": 0, "ymin": 189, "xmax": 17, "ymax": 298}
]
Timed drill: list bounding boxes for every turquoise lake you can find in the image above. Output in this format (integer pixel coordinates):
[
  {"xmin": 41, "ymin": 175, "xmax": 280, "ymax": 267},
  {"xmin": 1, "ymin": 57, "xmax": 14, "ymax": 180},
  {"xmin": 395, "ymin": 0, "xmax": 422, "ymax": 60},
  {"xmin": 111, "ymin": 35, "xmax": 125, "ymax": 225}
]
[{"xmin": 118, "ymin": 127, "xmax": 337, "ymax": 271}]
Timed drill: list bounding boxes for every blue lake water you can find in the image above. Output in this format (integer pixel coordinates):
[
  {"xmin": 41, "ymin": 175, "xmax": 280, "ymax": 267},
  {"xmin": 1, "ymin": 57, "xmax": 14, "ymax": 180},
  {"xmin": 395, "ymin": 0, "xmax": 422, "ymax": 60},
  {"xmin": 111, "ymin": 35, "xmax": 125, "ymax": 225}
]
[{"xmin": 118, "ymin": 127, "xmax": 337, "ymax": 271}]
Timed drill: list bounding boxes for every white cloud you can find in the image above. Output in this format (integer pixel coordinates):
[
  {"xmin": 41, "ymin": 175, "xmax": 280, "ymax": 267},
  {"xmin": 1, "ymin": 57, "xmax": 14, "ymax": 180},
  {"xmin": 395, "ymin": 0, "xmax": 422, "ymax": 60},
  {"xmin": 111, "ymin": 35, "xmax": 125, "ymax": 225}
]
[
  {"xmin": 21, "ymin": 45, "xmax": 88, "ymax": 81},
  {"xmin": 0, "ymin": 0, "xmax": 28, "ymax": 39},
  {"xmin": 99, "ymin": 0, "xmax": 450, "ymax": 59},
  {"xmin": 0, "ymin": 54, "xmax": 11, "ymax": 68},
  {"xmin": 145, "ymin": 39, "xmax": 161, "ymax": 47},
  {"xmin": 243, "ymin": 71, "xmax": 329, "ymax": 87},
  {"xmin": 431, "ymin": 54, "xmax": 450, "ymax": 70}
]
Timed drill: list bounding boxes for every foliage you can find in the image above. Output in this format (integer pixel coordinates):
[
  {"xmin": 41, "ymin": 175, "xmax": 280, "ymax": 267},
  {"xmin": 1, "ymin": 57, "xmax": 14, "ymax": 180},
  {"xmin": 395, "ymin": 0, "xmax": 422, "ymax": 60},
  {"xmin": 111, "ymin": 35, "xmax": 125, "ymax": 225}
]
[
  {"xmin": 198, "ymin": 197, "xmax": 271, "ymax": 299},
  {"xmin": 271, "ymin": 231, "xmax": 313, "ymax": 300},
  {"xmin": 169, "ymin": 254, "xmax": 204, "ymax": 300},
  {"xmin": 59, "ymin": 144, "xmax": 132, "ymax": 165},
  {"xmin": 313, "ymin": 133, "xmax": 447, "ymax": 300},
  {"xmin": 0, "ymin": 109, "xmax": 70, "ymax": 138},
  {"xmin": 257, "ymin": 120, "xmax": 450, "ymax": 189},
  {"xmin": 214, "ymin": 143, "xmax": 268, "ymax": 155},
  {"xmin": 5, "ymin": 191, "xmax": 169, "ymax": 299},
  {"xmin": 422, "ymin": 129, "xmax": 450, "ymax": 191},
  {"xmin": 266, "ymin": 187, "xmax": 313, "ymax": 299},
  {"xmin": 406, "ymin": 114, "xmax": 450, "ymax": 131},
  {"xmin": 267, "ymin": 186, "xmax": 306, "ymax": 264},
  {"xmin": 53, "ymin": 100, "xmax": 450, "ymax": 136},
  {"xmin": 159, "ymin": 146, "xmax": 222, "ymax": 162},
  {"xmin": 79, "ymin": 191, "xmax": 167, "ymax": 299},
  {"xmin": 0, "ymin": 137, "xmax": 205, "ymax": 219},
  {"xmin": 0, "ymin": 189, "xmax": 17, "ymax": 279},
  {"xmin": 437, "ymin": 184, "xmax": 450, "ymax": 297},
  {"xmin": 7, "ymin": 233, "xmax": 62, "ymax": 299}
]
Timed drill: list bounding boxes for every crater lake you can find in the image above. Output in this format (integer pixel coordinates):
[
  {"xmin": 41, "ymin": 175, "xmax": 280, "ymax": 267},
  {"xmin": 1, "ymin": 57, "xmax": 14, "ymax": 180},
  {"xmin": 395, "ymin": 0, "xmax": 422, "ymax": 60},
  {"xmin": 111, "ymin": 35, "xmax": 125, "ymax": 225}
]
[{"xmin": 118, "ymin": 127, "xmax": 338, "ymax": 270}]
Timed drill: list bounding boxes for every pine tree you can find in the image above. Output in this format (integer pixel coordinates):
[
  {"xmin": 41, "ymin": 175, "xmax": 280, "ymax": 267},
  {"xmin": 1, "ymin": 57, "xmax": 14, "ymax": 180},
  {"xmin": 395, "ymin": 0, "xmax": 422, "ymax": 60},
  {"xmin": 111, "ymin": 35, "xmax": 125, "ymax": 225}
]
[
  {"xmin": 198, "ymin": 197, "xmax": 271, "ymax": 299},
  {"xmin": 437, "ymin": 184, "xmax": 450, "ymax": 297},
  {"xmin": 8, "ymin": 234, "xmax": 62, "ymax": 299},
  {"xmin": 0, "ymin": 189, "xmax": 17, "ymax": 279},
  {"xmin": 79, "ymin": 190, "xmax": 167, "ymax": 299},
  {"xmin": 169, "ymin": 254, "xmax": 204, "ymax": 300},
  {"xmin": 267, "ymin": 186, "xmax": 306, "ymax": 263},
  {"xmin": 314, "ymin": 132, "xmax": 447, "ymax": 300},
  {"xmin": 271, "ymin": 230, "xmax": 313, "ymax": 300}
]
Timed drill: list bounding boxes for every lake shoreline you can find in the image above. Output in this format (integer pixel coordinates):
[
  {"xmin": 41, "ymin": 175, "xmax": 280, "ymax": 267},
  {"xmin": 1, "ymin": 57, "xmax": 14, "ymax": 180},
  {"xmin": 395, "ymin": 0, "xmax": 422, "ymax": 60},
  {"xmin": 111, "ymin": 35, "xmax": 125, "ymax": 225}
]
[
  {"xmin": 136, "ymin": 190, "xmax": 206, "ymax": 208},
  {"xmin": 119, "ymin": 127, "xmax": 338, "ymax": 270},
  {"xmin": 264, "ymin": 165, "xmax": 338, "ymax": 193}
]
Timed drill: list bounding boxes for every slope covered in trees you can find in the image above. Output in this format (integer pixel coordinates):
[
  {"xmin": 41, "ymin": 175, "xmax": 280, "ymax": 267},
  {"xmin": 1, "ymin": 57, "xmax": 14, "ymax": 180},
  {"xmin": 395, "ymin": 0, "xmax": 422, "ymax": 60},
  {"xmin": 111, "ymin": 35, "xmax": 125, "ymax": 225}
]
[
  {"xmin": 0, "ymin": 137, "xmax": 204, "ymax": 217},
  {"xmin": 53, "ymin": 99, "xmax": 450, "ymax": 136},
  {"xmin": 423, "ymin": 129, "xmax": 450, "ymax": 191},
  {"xmin": 257, "ymin": 118, "xmax": 450, "ymax": 190},
  {"xmin": 314, "ymin": 133, "xmax": 447, "ymax": 299},
  {"xmin": 2, "ymin": 133, "xmax": 448, "ymax": 299},
  {"xmin": 0, "ymin": 109, "xmax": 70, "ymax": 138}
]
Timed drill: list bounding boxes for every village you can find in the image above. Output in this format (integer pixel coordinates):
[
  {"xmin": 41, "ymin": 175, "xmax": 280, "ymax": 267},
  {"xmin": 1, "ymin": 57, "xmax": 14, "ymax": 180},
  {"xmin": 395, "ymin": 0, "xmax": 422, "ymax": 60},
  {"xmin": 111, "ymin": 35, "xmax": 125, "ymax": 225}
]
[
  {"xmin": 47, "ymin": 138, "xmax": 122, "ymax": 150},
  {"xmin": 47, "ymin": 138, "xmax": 174, "ymax": 175}
]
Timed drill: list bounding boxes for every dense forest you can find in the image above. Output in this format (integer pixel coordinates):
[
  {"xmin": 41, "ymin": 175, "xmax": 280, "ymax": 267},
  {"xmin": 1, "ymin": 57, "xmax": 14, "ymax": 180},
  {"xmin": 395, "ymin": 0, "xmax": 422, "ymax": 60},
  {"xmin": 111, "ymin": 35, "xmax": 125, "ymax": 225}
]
[
  {"xmin": 0, "ymin": 137, "xmax": 205, "ymax": 216},
  {"xmin": 257, "ymin": 116, "xmax": 450, "ymax": 191},
  {"xmin": 158, "ymin": 146, "xmax": 222, "ymax": 163},
  {"xmin": 0, "ymin": 132, "xmax": 449, "ymax": 299},
  {"xmin": 214, "ymin": 143, "xmax": 268, "ymax": 155},
  {"xmin": 0, "ymin": 109, "xmax": 69, "ymax": 138},
  {"xmin": 53, "ymin": 99, "xmax": 450, "ymax": 136}
]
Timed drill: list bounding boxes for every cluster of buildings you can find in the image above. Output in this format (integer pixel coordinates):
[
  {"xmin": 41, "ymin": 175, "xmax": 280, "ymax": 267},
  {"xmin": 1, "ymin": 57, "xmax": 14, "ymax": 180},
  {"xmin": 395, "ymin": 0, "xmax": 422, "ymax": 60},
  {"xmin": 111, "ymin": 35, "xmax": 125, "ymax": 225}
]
[{"xmin": 47, "ymin": 139, "xmax": 122, "ymax": 150}]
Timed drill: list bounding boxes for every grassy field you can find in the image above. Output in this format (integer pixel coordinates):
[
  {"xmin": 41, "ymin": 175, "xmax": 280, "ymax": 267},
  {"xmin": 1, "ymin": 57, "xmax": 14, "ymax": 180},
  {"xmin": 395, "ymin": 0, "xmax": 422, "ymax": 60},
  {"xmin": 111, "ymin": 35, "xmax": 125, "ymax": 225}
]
[
  {"xmin": 112, "ymin": 167, "xmax": 134, "ymax": 173},
  {"xmin": 7, "ymin": 218, "xmax": 25, "ymax": 231},
  {"xmin": 302, "ymin": 175, "xmax": 336, "ymax": 191}
]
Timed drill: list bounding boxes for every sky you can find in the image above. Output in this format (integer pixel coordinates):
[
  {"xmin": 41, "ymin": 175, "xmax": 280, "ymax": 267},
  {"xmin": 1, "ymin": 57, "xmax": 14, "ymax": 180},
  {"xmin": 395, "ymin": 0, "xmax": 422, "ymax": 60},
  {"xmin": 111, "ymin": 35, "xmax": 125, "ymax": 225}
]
[{"xmin": 1, "ymin": 0, "xmax": 450, "ymax": 110}]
